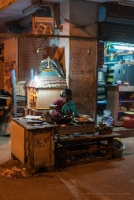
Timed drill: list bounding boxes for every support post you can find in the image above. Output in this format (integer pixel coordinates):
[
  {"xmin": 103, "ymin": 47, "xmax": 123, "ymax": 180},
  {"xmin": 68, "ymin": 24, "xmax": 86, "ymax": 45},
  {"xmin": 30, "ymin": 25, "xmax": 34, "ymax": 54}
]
[{"xmin": 11, "ymin": 70, "xmax": 17, "ymax": 117}]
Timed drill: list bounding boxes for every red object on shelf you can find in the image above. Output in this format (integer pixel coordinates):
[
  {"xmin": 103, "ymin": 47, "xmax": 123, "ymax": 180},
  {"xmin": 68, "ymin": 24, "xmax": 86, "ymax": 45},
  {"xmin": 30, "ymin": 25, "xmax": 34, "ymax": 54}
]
[
  {"xmin": 132, "ymin": 117, "xmax": 134, "ymax": 128},
  {"xmin": 123, "ymin": 116, "xmax": 133, "ymax": 128}
]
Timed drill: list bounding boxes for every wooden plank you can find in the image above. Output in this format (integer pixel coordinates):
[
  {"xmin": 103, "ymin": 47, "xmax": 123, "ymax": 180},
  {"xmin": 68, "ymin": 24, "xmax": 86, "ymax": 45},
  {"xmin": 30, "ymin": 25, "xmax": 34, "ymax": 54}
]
[
  {"xmin": 66, "ymin": 156, "xmax": 111, "ymax": 166},
  {"xmin": 57, "ymin": 124, "xmax": 95, "ymax": 135},
  {"xmin": 0, "ymin": 33, "xmax": 97, "ymax": 40},
  {"xmin": 66, "ymin": 147, "xmax": 110, "ymax": 155},
  {"xmin": 59, "ymin": 132, "xmax": 121, "ymax": 142},
  {"xmin": 11, "ymin": 120, "xmax": 25, "ymax": 164}
]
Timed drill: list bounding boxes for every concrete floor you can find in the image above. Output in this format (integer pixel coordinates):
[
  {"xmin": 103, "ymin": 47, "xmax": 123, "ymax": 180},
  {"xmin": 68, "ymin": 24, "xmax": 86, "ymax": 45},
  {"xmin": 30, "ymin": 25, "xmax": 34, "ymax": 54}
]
[
  {"xmin": 0, "ymin": 115, "xmax": 134, "ymax": 200},
  {"xmin": 0, "ymin": 136, "xmax": 134, "ymax": 200},
  {"xmin": 0, "ymin": 114, "xmax": 134, "ymax": 199}
]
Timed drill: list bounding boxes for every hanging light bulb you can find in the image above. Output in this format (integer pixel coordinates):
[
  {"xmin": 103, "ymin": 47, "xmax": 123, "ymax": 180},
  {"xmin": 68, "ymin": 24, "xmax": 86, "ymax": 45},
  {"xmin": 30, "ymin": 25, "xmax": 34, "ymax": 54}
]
[
  {"xmin": 36, "ymin": 48, "xmax": 40, "ymax": 54},
  {"xmin": 34, "ymin": 71, "xmax": 38, "ymax": 80}
]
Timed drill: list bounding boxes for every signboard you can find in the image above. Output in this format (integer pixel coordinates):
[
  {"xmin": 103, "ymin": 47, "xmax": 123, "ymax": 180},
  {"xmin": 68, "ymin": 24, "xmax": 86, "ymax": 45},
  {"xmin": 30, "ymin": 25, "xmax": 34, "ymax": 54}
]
[
  {"xmin": 32, "ymin": 17, "xmax": 54, "ymax": 35},
  {"xmin": 0, "ymin": 0, "xmax": 17, "ymax": 11}
]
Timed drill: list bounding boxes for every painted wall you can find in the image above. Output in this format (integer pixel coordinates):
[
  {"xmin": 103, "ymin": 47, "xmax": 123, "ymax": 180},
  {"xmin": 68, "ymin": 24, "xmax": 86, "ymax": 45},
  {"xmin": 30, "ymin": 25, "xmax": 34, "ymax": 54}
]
[
  {"xmin": 4, "ymin": 37, "xmax": 18, "ymax": 93},
  {"xmin": 0, "ymin": 37, "xmax": 18, "ymax": 107}
]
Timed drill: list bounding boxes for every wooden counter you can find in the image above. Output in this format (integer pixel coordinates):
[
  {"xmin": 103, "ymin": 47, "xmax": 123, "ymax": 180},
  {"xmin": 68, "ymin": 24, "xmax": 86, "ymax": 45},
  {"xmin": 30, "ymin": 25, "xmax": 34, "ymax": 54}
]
[
  {"xmin": 12, "ymin": 117, "xmax": 54, "ymax": 129},
  {"xmin": 11, "ymin": 118, "xmax": 55, "ymax": 173}
]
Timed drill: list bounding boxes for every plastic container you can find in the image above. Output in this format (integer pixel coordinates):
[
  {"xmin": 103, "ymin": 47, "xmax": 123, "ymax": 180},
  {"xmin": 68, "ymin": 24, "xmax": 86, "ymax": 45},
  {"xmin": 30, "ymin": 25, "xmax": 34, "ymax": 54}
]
[
  {"xmin": 117, "ymin": 80, "xmax": 122, "ymax": 86},
  {"xmin": 123, "ymin": 81, "xmax": 129, "ymax": 86},
  {"xmin": 112, "ymin": 139, "xmax": 125, "ymax": 158},
  {"xmin": 123, "ymin": 116, "xmax": 133, "ymax": 128}
]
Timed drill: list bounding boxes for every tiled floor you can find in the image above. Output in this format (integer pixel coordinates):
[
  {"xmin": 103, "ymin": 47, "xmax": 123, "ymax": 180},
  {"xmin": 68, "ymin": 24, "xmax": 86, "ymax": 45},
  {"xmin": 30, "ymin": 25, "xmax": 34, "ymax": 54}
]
[{"xmin": 0, "ymin": 135, "xmax": 10, "ymax": 146}]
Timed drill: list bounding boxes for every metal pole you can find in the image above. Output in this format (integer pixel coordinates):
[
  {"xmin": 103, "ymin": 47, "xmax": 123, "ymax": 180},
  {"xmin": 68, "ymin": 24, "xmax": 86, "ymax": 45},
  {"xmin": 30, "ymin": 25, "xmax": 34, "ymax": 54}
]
[
  {"xmin": 30, "ymin": 69, "xmax": 34, "ymax": 79},
  {"xmin": 11, "ymin": 70, "xmax": 17, "ymax": 117}
]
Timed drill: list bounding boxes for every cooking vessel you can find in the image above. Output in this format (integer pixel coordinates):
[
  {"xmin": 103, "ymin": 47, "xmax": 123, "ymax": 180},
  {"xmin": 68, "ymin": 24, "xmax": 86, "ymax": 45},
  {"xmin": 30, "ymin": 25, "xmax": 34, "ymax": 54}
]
[
  {"xmin": 51, "ymin": 115, "xmax": 73, "ymax": 124},
  {"xmin": 99, "ymin": 121, "xmax": 107, "ymax": 128},
  {"xmin": 98, "ymin": 71, "xmax": 105, "ymax": 82}
]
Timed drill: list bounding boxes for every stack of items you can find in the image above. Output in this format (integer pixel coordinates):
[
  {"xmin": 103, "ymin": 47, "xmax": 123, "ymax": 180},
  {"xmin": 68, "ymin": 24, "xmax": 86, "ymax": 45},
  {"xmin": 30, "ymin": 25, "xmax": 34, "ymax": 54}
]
[{"xmin": 95, "ymin": 122, "xmax": 113, "ymax": 135}]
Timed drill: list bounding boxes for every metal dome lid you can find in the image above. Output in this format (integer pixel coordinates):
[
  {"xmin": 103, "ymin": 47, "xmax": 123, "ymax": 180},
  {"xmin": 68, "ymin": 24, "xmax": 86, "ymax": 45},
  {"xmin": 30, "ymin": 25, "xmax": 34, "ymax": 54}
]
[
  {"xmin": 26, "ymin": 57, "xmax": 67, "ymax": 89},
  {"xmin": 26, "ymin": 69, "xmax": 67, "ymax": 89},
  {"xmin": 38, "ymin": 69, "xmax": 64, "ymax": 80}
]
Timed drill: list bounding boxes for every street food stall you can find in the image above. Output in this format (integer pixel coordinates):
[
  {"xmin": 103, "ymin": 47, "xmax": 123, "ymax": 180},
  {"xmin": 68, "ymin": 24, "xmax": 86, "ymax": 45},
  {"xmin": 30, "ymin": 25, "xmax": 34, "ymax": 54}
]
[
  {"xmin": 10, "ymin": 57, "xmax": 121, "ymax": 173},
  {"xmin": 11, "ymin": 116, "xmax": 120, "ymax": 173}
]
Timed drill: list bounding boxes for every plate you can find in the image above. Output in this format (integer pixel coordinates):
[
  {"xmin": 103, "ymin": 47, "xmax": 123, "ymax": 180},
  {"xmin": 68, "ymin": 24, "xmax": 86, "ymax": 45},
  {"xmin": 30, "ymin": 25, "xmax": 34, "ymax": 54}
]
[
  {"xmin": 73, "ymin": 115, "xmax": 94, "ymax": 123},
  {"xmin": 27, "ymin": 119, "xmax": 45, "ymax": 123},
  {"xmin": 31, "ymin": 117, "xmax": 44, "ymax": 121}
]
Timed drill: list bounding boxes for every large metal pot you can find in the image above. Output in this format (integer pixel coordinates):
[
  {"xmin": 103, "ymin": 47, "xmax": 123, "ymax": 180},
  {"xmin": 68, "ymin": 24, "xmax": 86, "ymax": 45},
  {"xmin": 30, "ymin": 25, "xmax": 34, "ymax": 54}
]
[
  {"xmin": 99, "ymin": 121, "xmax": 107, "ymax": 128},
  {"xmin": 112, "ymin": 139, "xmax": 125, "ymax": 158},
  {"xmin": 98, "ymin": 71, "xmax": 105, "ymax": 82}
]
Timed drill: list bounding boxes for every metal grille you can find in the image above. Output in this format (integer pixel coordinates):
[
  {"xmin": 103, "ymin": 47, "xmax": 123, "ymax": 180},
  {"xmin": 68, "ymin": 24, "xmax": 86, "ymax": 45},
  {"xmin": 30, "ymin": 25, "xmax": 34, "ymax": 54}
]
[
  {"xmin": 99, "ymin": 21, "xmax": 134, "ymax": 43},
  {"xmin": 119, "ymin": 0, "xmax": 134, "ymax": 7},
  {"xmin": 99, "ymin": 3, "xmax": 134, "ymax": 43},
  {"xmin": 16, "ymin": 96, "xmax": 26, "ymax": 117},
  {"xmin": 18, "ymin": 38, "xmax": 49, "ymax": 79}
]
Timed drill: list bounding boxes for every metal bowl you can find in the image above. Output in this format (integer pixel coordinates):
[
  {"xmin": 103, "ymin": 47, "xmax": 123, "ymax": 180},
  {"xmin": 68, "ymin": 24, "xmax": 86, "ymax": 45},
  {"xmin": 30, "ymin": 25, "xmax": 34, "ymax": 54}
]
[{"xmin": 99, "ymin": 122, "xmax": 107, "ymax": 128}]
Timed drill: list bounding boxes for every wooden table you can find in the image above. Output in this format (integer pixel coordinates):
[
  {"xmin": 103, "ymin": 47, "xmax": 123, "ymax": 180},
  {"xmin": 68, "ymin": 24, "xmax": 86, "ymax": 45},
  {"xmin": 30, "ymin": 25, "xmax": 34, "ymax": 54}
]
[{"xmin": 55, "ymin": 124, "xmax": 121, "ymax": 167}]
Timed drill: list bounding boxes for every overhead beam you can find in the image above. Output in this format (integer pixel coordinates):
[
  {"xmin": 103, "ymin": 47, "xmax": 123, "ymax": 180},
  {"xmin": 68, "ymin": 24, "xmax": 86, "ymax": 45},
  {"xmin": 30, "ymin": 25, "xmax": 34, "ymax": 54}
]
[{"xmin": 0, "ymin": 33, "xmax": 96, "ymax": 40}]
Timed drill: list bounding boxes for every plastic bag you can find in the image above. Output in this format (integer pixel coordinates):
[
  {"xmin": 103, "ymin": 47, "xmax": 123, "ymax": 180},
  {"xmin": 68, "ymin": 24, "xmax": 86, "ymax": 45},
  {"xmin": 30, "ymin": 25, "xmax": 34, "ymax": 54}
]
[{"xmin": 101, "ymin": 110, "xmax": 113, "ymax": 126}]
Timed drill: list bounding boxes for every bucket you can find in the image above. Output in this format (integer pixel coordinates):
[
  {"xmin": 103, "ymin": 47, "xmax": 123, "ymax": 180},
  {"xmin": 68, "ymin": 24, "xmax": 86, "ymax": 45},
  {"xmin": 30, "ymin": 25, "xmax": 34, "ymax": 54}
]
[
  {"xmin": 117, "ymin": 80, "xmax": 122, "ymax": 86},
  {"xmin": 123, "ymin": 116, "xmax": 133, "ymax": 128},
  {"xmin": 112, "ymin": 139, "xmax": 125, "ymax": 158}
]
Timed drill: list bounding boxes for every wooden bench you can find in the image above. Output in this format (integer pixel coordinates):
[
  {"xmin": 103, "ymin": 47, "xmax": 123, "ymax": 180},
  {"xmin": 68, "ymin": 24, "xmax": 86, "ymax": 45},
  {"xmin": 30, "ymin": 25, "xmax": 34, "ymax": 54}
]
[{"xmin": 55, "ymin": 124, "xmax": 121, "ymax": 167}]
